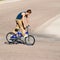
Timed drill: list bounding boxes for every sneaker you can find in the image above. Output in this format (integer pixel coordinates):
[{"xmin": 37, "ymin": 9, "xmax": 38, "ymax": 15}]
[{"xmin": 24, "ymin": 34, "xmax": 28, "ymax": 38}]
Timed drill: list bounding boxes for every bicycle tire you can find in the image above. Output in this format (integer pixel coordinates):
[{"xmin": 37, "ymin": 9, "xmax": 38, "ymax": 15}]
[
  {"xmin": 25, "ymin": 35, "xmax": 35, "ymax": 45},
  {"xmin": 6, "ymin": 32, "xmax": 17, "ymax": 44}
]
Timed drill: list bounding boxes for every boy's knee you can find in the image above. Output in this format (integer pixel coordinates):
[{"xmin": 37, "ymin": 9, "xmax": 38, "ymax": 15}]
[{"xmin": 15, "ymin": 28, "xmax": 19, "ymax": 32}]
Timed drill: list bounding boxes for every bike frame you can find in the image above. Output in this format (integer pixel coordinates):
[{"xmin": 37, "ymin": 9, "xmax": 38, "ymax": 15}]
[{"xmin": 11, "ymin": 25, "xmax": 30, "ymax": 39}]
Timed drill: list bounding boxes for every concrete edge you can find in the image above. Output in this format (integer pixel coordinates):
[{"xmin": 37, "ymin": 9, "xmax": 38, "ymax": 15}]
[
  {"xmin": 34, "ymin": 14, "xmax": 60, "ymax": 33},
  {"xmin": 0, "ymin": 0, "xmax": 20, "ymax": 4}
]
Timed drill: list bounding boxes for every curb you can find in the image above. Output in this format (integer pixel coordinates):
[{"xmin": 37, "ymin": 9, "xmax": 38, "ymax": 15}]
[
  {"xmin": 34, "ymin": 14, "xmax": 60, "ymax": 34},
  {"xmin": 0, "ymin": 0, "xmax": 20, "ymax": 4}
]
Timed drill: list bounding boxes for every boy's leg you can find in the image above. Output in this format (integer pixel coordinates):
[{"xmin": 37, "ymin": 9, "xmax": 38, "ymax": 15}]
[
  {"xmin": 13, "ymin": 21, "xmax": 19, "ymax": 34},
  {"xmin": 16, "ymin": 20, "xmax": 26, "ymax": 37}
]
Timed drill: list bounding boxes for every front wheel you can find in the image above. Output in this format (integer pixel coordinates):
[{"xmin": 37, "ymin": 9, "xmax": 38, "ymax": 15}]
[{"xmin": 25, "ymin": 35, "xmax": 35, "ymax": 45}]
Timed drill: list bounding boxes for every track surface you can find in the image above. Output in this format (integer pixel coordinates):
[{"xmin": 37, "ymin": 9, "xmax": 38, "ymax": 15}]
[{"xmin": 0, "ymin": 0, "xmax": 60, "ymax": 60}]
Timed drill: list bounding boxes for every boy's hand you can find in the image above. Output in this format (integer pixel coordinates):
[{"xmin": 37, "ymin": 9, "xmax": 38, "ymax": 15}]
[{"xmin": 28, "ymin": 25, "xmax": 30, "ymax": 27}]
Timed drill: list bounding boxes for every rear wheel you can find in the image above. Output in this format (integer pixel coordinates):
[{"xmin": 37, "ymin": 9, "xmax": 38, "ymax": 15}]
[
  {"xmin": 25, "ymin": 35, "xmax": 35, "ymax": 45},
  {"xmin": 6, "ymin": 32, "xmax": 17, "ymax": 44}
]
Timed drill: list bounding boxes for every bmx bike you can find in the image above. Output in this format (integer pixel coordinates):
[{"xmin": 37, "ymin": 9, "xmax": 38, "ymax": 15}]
[{"xmin": 6, "ymin": 25, "xmax": 35, "ymax": 45}]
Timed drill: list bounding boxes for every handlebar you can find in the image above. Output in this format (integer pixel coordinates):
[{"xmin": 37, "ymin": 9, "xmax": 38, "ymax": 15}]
[{"xmin": 26, "ymin": 25, "xmax": 30, "ymax": 28}]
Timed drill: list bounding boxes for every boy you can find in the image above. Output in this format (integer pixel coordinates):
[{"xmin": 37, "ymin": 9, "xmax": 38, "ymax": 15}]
[{"xmin": 13, "ymin": 9, "xmax": 32, "ymax": 37}]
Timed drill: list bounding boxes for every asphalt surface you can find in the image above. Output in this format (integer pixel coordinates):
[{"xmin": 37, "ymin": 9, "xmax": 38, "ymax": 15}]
[{"xmin": 0, "ymin": 0, "xmax": 60, "ymax": 60}]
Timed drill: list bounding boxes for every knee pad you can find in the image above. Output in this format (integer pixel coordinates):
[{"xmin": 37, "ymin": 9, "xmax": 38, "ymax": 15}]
[{"xmin": 15, "ymin": 28, "xmax": 19, "ymax": 32}]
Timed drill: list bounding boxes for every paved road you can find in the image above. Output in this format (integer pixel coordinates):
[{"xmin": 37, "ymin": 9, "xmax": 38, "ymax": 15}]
[{"xmin": 0, "ymin": 0, "xmax": 60, "ymax": 60}]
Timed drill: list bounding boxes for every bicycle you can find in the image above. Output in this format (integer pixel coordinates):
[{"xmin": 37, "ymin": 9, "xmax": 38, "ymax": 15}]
[{"xmin": 6, "ymin": 25, "xmax": 35, "ymax": 45}]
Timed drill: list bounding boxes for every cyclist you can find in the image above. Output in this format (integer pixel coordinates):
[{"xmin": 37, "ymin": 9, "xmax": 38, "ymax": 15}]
[{"xmin": 13, "ymin": 9, "xmax": 32, "ymax": 38}]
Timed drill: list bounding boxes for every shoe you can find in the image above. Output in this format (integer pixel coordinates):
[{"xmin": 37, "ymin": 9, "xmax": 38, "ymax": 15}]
[{"xmin": 24, "ymin": 34, "xmax": 28, "ymax": 38}]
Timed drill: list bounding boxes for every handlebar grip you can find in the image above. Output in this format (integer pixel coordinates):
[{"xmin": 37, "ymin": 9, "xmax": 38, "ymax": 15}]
[{"xmin": 26, "ymin": 25, "xmax": 30, "ymax": 28}]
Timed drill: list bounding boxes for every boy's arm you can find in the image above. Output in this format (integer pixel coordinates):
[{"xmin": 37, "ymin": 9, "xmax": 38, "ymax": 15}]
[{"xmin": 26, "ymin": 17, "xmax": 30, "ymax": 26}]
